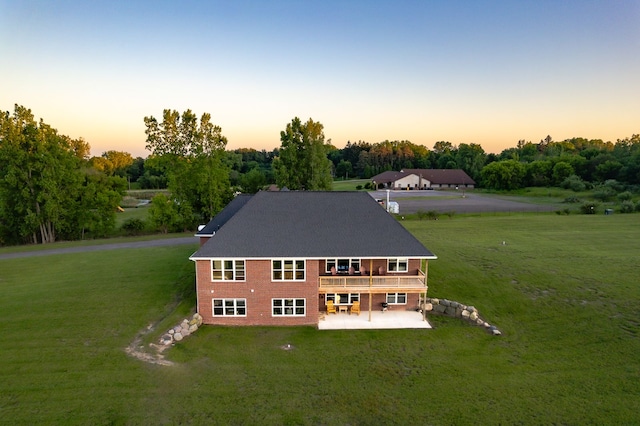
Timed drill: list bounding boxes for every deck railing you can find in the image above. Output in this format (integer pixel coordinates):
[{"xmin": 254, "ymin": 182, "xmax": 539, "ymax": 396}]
[{"xmin": 318, "ymin": 271, "xmax": 427, "ymax": 293}]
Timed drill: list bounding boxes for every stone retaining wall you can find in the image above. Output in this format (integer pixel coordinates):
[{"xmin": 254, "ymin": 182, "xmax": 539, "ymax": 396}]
[
  {"xmin": 424, "ymin": 297, "xmax": 501, "ymax": 335},
  {"xmin": 159, "ymin": 313, "xmax": 203, "ymax": 346}
]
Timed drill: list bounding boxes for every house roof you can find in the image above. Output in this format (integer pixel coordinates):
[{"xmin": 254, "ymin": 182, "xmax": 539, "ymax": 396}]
[
  {"xmin": 371, "ymin": 169, "xmax": 475, "ymax": 185},
  {"xmin": 195, "ymin": 194, "xmax": 252, "ymax": 236},
  {"xmin": 190, "ymin": 191, "xmax": 436, "ymax": 260}
]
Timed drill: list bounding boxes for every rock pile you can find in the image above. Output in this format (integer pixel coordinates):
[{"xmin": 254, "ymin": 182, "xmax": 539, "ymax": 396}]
[
  {"xmin": 423, "ymin": 298, "xmax": 501, "ymax": 335},
  {"xmin": 159, "ymin": 313, "xmax": 203, "ymax": 346}
]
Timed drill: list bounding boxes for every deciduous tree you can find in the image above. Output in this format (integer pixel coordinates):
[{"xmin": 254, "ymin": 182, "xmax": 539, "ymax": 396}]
[{"xmin": 273, "ymin": 117, "xmax": 332, "ymax": 190}]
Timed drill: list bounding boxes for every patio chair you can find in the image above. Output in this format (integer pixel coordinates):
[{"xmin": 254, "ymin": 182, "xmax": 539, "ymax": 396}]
[
  {"xmin": 330, "ymin": 267, "xmax": 337, "ymax": 275},
  {"xmin": 326, "ymin": 300, "xmax": 337, "ymax": 314},
  {"xmin": 350, "ymin": 301, "xmax": 360, "ymax": 315}
]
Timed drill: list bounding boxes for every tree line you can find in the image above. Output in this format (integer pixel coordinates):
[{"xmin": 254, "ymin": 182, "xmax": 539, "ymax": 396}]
[{"xmin": 2, "ymin": 104, "xmax": 638, "ymax": 244}]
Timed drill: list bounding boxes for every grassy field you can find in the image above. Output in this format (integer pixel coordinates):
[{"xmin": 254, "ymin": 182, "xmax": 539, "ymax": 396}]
[
  {"xmin": 332, "ymin": 179, "xmax": 370, "ymax": 191},
  {"xmin": 1, "ymin": 214, "xmax": 639, "ymax": 424}
]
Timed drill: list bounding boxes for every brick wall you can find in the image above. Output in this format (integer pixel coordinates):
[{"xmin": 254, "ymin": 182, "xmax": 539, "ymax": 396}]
[{"xmin": 195, "ymin": 259, "xmax": 319, "ymax": 326}]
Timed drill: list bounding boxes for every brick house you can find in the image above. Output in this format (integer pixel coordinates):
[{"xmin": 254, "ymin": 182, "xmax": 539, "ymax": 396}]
[
  {"xmin": 371, "ymin": 169, "xmax": 475, "ymax": 190},
  {"xmin": 190, "ymin": 191, "xmax": 437, "ymax": 327}
]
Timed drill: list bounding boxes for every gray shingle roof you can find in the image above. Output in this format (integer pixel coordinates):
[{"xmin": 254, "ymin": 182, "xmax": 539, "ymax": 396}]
[
  {"xmin": 371, "ymin": 169, "xmax": 475, "ymax": 185},
  {"xmin": 195, "ymin": 194, "xmax": 252, "ymax": 236},
  {"xmin": 191, "ymin": 191, "xmax": 436, "ymax": 259}
]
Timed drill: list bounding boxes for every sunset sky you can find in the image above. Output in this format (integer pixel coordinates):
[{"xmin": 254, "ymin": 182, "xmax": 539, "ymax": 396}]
[{"xmin": 1, "ymin": 0, "xmax": 638, "ymax": 158}]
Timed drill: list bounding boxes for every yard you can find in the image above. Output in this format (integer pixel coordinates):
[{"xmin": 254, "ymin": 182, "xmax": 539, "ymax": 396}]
[{"xmin": 0, "ymin": 214, "xmax": 638, "ymax": 424}]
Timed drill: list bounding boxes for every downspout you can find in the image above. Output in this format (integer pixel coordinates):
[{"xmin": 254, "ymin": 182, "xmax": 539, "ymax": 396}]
[{"xmin": 368, "ymin": 259, "xmax": 373, "ymax": 322}]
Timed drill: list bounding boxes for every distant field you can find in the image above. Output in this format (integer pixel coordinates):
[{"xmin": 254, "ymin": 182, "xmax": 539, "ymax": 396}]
[
  {"xmin": 332, "ymin": 179, "xmax": 370, "ymax": 191},
  {"xmin": 0, "ymin": 214, "xmax": 638, "ymax": 424}
]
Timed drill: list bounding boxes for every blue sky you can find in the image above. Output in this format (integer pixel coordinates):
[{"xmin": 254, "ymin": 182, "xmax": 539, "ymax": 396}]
[{"xmin": 1, "ymin": 0, "xmax": 638, "ymax": 157}]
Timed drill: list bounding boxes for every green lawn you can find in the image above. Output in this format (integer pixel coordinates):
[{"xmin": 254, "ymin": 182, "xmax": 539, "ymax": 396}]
[
  {"xmin": 331, "ymin": 179, "xmax": 370, "ymax": 191},
  {"xmin": 1, "ymin": 215, "xmax": 639, "ymax": 424}
]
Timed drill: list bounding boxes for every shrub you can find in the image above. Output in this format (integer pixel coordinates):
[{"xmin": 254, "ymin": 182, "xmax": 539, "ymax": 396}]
[
  {"xmin": 636, "ymin": 200, "xmax": 640, "ymax": 212},
  {"xmin": 617, "ymin": 191, "xmax": 633, "ymax": 201},
  {"xmin": 619, "ymin": 200, "xmax": 635, "ymax": 213},
  {"xmin": 121, "ymin": 218, "xmax": 147, "ymax": 235},
  {"xmin": 426, "ymin": 210, "xmax": 440, "ymax": 220},
  {"xmin": 593, "ymin": 188, "xmax": 616, "ymax": 202},
  {"xmin": 560, "ymin": 175, "xmax": 586, "ymax": 192},
  {"xmin": 580, "ymin": 202, "xmax": 599, "ymax": 215},
  {"xmin": 563, "ymin": 197, "xmax": 581, "ymax": 204},
  {"xmin": 555, "ymin": 208, "xmax": 571, "ymax": 215},
  {"xmin": 356, "ymin": 185, "xmax": 363, "ymax": 190},
  {"xmin": 416, "ymin": 210, "xmax": 427, "ymax": 220}
]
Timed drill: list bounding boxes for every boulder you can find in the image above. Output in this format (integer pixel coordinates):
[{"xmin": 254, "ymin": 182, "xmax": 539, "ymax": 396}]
[
  {"xmin": 173, "ymin": 332, "xmax": 183, "ymax": 341},
  {"xmin": 424, "ymin": 303, "xmax": 433, "ymax": 312}
]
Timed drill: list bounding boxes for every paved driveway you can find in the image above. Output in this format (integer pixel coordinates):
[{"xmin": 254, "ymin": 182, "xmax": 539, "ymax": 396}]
[
  {"xmin": 369, "ymin": 190, "xmax": 557, "ymax": 214},
  {"xmin": 0, "ymin": 237, "xmax": 197, "ymax": 260}
]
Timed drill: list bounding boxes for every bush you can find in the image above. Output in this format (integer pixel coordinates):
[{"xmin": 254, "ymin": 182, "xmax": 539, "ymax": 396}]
[
  {"xmin": 593, "ymin": 188, "xmax": 616, "ymax": 202},
  {"xmin": 555, "ymin": 208, "xmax": 571, "ymax": 215},
  {"xmin": 121, "ymin": 218, "xmax": 147, "ymax": 235},
  {"xmin": 563, "ymin": 197, "xmax": 581, "ymax": 204},
  {"xmin": 580, "ymin": 202, "xmax": 599, "ymax": 215},
  {"xmin": 636, "ymin": 200, "xmax": 640, "ymax": 212},
  {"xmin": 619, "ymin": 201, "xmax": 635, "ymax": 213},
  {"xmin": 356, "ymin": 185, "xmax": 363, "ymax": 190},
  {"xmin": 560, "ymin": 175, "xmax": 586, "ymax": 192},
  {"xmin": 617, "ymin": 191, "xmax": 633, "ymax": 201}
]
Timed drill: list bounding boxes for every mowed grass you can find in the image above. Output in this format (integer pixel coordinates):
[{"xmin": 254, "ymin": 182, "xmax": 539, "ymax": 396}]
[{"xmin": 1, "ymin": 215, "xmax": 639, "ymax": 424}]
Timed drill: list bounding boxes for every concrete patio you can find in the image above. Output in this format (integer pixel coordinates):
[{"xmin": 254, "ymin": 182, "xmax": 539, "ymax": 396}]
[{"xmin": 318, "ymin": 309, "xmax": 432, "ymax": 330}]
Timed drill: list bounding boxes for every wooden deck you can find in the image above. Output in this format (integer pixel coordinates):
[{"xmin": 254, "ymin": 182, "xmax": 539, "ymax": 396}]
[{"xmin": 318, "ymin": 271, "xmax": 427, "ymax": 294}]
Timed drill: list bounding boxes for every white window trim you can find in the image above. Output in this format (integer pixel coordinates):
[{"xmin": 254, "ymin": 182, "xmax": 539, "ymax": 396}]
[
  {"xmin": 211, "ymin": 259, "xmax": 246, "ymax": 281},
  {"xmin": 327, "ymin": 293, "xmax": 360, "ymax": 305},
  {"xmin": 272, "ymin": 298, "xmax": 306, "ymax": 317},
  {"xmin": 386, "ymin": 293, "xmax": 407, "ymax": 304},
  {"xmin": 387, "ymin": 258, "xmax": 408, "ymax": 273},
  {"xmin": 212, "ymin": 298, "xmax": 247, "ymax": 316},
  {"xmin": 325, "ymin": 258, "xmax": 361, "ymax": 274},
  {"xmin": 271, "ymin": 259, "xmax": 306, "ymax": 281}
]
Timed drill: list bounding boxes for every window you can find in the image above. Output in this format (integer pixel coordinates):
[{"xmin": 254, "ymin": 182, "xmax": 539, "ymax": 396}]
[
  {"xmin": 272, "ymin": 298, "xmax": 306, "ymax": 316},
  {"xmin": 386, "ymin": 293, "xmax": 407, "ymax": 304},
  {"xmin": 388, "ymin": 258, "xmax": 408, "ymax": 273},
  {"xmin": 212, "ymin": 259, "xmax": 245, "ymax": 281},
  {"xmin": 272, "ymin": 259, "xmax": 305, "ymax": 281},
  {"xmin": 326, "ymin": 258, "xmax": 360, "ymax": 274},
  {"xmin": 327, "ymin": 293, "xmax": 359, "ymax": 305},
  {"xmin": 213, "ymin": 299, "xmax": 246, "ymax": 316}
]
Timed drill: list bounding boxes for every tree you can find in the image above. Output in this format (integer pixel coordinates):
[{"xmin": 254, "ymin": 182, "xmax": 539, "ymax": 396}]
[
  {"xmin": 480, "ymin": 160, "xmax": 526, "ymax": 190},
  {"xmin": 144, "ymin": 109, "xmax": 232, "ymax": 225},
  {"xmin": 0, "ymin": 105, "xmax": 122, "ymax": 244},
  {"xmin": 273, "ymin": 117, "xmax": 332, "ymax": 190}
]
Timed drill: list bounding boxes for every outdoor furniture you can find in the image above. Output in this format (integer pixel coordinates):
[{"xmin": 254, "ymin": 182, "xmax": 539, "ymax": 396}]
[
  {"xmin": 350, "ymin": 301, "xmax": 361, "ymax": 315},
  {"xmin": 338, "ymin": 305, "xmax": 349, "ymax": 314},
  {"xmin": 348, "ymin": 266, "xmax": 355, "ymax": 275},
  {"xmin": 326, "ymin": 300, "xmax": 337, "ymax": 314},
  {"xmin": 330, "ymin": 267, "xmax": 337, "ymax": 275}
]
